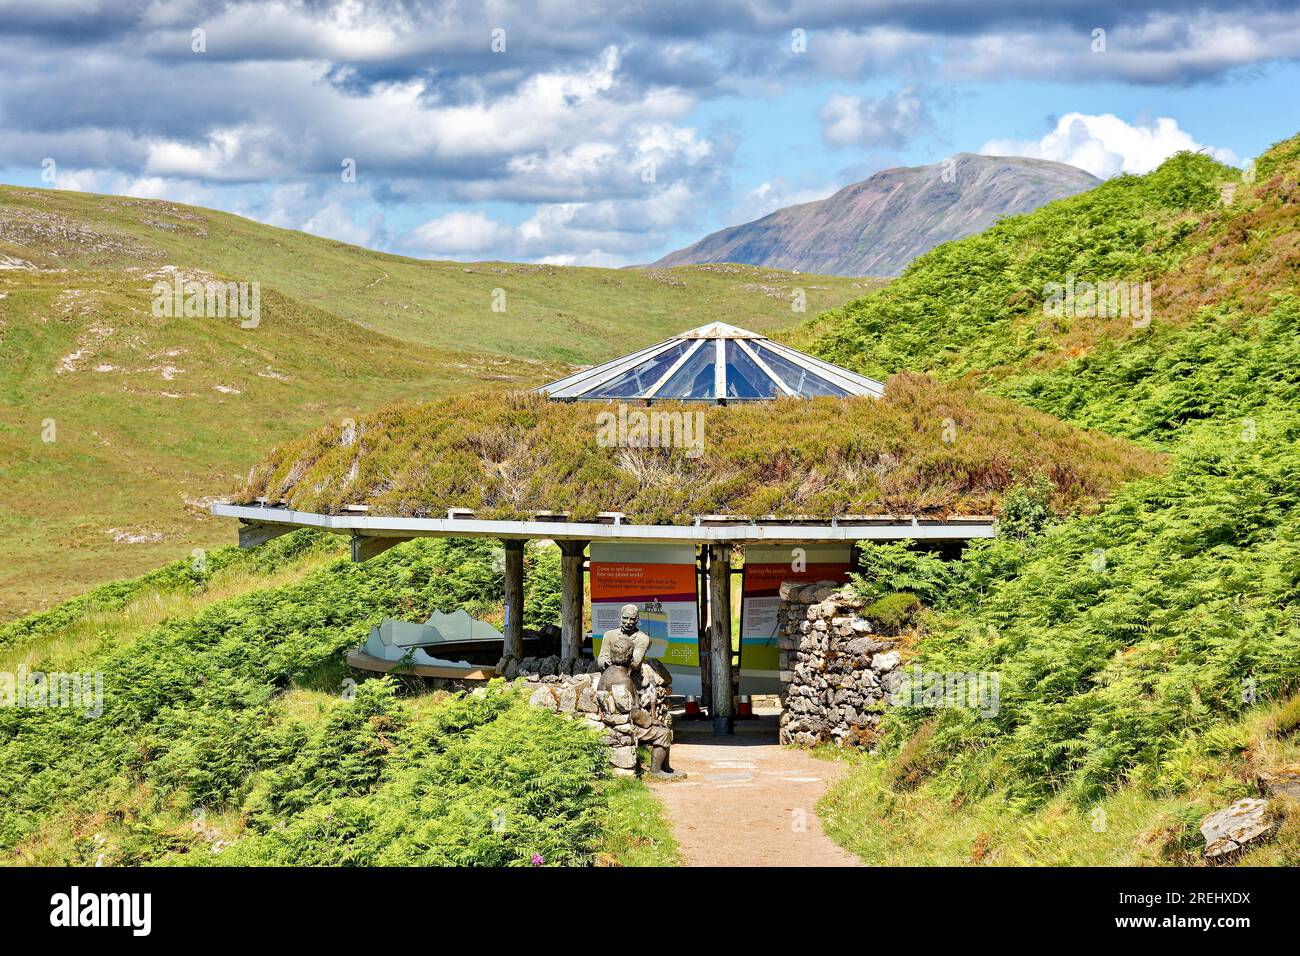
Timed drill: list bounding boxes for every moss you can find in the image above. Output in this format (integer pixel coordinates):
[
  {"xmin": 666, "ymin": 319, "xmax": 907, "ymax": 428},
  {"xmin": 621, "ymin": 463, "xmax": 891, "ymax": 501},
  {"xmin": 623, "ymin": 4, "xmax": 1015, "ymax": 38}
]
[{"xmin": 864, "ymin": 592, "xmax": 921, "ymax": 631}]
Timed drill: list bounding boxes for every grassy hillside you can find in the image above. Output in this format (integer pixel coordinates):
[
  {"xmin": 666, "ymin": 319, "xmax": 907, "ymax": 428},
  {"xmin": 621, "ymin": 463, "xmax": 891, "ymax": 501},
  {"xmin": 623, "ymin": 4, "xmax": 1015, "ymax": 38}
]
[
  {"xmin": 801, "ymin": 134, "xmax": 1300, "ymax": 864},
  {"xmin": 0, "ymin": 184, "xmax": 873, "ymax": 619},
  {"xmin": 0, "ymin": 185, "xmax": 872, "ymax": 362},
  {"xmin": 235, "ymin": 374, "xmax": 1162, "ymax": 523},
  {"xmin": 0, "ymin": 530, "xmax": 679, "ymax": 866}
]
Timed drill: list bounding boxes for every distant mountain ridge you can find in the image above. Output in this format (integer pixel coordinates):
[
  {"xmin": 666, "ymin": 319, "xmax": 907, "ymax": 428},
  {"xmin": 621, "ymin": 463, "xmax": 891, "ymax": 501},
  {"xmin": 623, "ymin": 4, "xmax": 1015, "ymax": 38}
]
[{"xmin": 653, "ymin": 154, "xmax": 1100, "ymax": 276}]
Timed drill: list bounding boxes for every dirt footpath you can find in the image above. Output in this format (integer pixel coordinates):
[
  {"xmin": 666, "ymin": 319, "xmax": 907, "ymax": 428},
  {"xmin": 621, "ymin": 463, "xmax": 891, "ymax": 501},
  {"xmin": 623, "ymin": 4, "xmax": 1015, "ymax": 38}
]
[{"xmin": 648, "ymin": 716, "xmax": 862, "ymax": 867}]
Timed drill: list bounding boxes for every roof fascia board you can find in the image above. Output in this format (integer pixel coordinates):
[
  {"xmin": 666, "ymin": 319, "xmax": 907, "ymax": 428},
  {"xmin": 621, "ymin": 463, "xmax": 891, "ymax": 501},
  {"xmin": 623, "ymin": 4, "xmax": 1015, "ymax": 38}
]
[{"xmin": 214, "ymin": 503, "xmax": 995, "ymax": 544}]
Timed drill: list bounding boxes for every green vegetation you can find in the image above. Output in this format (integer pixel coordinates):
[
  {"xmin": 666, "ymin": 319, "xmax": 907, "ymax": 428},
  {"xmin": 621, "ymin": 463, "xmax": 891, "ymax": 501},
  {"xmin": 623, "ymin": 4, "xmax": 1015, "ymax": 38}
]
[
  {"xmin": 790, "ymin": 151, "xmax": 1236, "ymax": 380},
  {"xmin": 237, "ymin": 373, "xmax": 1160, "ymax": 523},
  {"xmin": 8, "ymin": 132, "xmax": 1300, "ymax": 868},
  {"xmin": 0, "ymin": 185, "xmax": 875, "ymax": 363},
  {"xmin": 807, "ymin": 134, "xmax": 1300, "ymax": 865},
  {"xmin": 0, "ymin": 184, "xmax": 872, "ymax": 619},
  {"xmin": 0, "ymin": 531, "xmax": 675, "ymax": 866}
]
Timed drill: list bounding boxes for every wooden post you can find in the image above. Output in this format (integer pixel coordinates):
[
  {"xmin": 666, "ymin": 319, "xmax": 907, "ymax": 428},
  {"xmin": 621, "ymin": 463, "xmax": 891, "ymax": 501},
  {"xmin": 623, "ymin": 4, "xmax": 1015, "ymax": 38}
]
[
  {"xmin": 502, "ymin": 539, "xmax": 525, "ymax": 660},
  {"xmin": 697, "ymin": 546, "xmax": 712, "ymax": 708},
  {"xmin": 708, "ymin": 543, "xmax": 734, "ymax": 734},
  {"xmin": 559, "ymin": 540, "xmax": 588, "ymax": 661}
]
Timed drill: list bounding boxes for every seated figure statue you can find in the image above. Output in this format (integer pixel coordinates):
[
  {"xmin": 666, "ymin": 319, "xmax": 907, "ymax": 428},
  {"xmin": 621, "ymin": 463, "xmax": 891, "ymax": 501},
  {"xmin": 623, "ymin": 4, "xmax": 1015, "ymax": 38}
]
[{"xmin": 597, "ymin": 604, "xmax": 683, "ymax": 780}]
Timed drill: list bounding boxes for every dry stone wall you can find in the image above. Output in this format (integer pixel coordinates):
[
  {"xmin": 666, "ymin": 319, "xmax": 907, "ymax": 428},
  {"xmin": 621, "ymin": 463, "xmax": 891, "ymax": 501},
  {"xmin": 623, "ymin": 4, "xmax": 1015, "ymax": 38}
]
[
  {"xmin": 777, "ymin": 581, "xmax": 903, "ymax": 749},
  {"xmin": 525, "ymin": 659, "xmax": 673, "ymax": 776}
]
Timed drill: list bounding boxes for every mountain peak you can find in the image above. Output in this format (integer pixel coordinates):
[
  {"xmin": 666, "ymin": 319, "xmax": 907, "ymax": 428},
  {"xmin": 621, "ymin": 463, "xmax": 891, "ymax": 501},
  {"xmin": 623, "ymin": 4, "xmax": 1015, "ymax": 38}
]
[{"xmin": 653, "ymin": 155, "xmax": 1099, "ymax": 277}]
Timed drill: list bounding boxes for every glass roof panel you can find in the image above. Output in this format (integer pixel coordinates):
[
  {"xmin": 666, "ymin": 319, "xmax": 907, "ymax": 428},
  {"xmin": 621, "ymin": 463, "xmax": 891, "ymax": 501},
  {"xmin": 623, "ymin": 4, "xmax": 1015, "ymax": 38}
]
[
  {"xmin": 584, "ymin": 340, "xmax": 691, "ymax": 398},
  {"xmin": 657, "ymin": 343, "xmax": 717, "ymax": 399},
  {"xmin": 750, "ymin": 342, "xmax": 850, "ymax": 397},
  {"xmin": 724, "ymin": 340, "xmax": 778, "ymax": 399},
  {"xmin": 539, "ymin": 322, "xmax": 883, "ymax": 401}
]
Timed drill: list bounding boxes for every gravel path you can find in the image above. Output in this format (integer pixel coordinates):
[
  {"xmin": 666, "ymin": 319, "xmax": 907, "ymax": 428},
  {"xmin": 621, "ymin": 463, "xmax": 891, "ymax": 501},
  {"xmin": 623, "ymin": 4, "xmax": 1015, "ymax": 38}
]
[{"xmin": 648, "ymin": 716, "xmax": 862, "ymax": 867}]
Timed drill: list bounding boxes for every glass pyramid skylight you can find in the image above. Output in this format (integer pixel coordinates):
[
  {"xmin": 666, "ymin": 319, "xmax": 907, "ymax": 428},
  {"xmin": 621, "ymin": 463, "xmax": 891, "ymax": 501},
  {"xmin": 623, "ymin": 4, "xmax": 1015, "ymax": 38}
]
[{"xmin": 536, "ymin": 322, "xmax": 885, "ymax": 403}]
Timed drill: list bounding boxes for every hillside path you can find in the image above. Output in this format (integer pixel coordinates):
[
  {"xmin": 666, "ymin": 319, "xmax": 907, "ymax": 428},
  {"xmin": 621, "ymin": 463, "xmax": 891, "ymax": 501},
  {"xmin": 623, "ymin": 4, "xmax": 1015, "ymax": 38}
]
[{"xmin": 648, "ymin": 716, "xmax": 862, "ymax": 867}]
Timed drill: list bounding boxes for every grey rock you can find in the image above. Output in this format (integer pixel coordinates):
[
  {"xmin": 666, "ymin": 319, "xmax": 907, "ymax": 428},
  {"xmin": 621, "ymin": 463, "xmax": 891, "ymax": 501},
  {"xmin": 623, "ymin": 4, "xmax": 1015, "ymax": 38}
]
[
  {"xmin": 609, "ymin": 746, "xmax": 637, "ymax": 770},
  {"xmin": 871, "ymin": 650, "xmax": 902, "ymax": 673},
  {"xmin": 1263, "ymin": 770, "xmax": 1300, "ymax": 801},
  {"xmin": 529, "ymin": 685, "xmax": 557, "ymax": 711},
  {"xmin": 1200, "ymin": 798, "xmax": 1277, "ymax": 859}
]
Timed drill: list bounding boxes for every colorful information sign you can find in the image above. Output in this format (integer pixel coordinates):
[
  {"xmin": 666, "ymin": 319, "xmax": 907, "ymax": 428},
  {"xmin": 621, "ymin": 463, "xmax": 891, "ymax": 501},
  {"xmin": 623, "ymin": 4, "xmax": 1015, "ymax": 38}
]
[
  {"xmin": 589, "ymin": 543, "xmax": 699, "ymax": 669},
  {"xmin": 740, "ymin": 544, "xmax": 852, "ymax": 688}
]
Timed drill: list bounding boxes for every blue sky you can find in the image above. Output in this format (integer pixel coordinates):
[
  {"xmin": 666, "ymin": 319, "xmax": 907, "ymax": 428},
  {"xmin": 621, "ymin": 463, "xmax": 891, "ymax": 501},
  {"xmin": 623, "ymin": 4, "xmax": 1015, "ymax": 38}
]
[{"xmin": 1, "ymin": 1, "xmax": 1298, "ymax": 266}]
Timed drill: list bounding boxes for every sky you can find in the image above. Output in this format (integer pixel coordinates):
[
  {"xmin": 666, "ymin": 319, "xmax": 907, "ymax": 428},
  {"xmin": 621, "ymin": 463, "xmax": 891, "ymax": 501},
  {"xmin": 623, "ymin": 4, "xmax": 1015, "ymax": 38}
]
[{"xmin": 1, "ymin": 0, "xmax": 1298, "ymax": 267}]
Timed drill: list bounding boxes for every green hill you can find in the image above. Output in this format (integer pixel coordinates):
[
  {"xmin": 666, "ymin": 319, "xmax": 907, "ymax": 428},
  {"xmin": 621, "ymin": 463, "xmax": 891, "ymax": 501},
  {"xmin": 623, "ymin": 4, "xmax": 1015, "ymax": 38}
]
[
  {"xmin": 0, "ymin": 184, "xmax": 873, "ymax": 619},
  {"xmin": 799, "ymin": 135, "xmax": 1300, "ymax": 864}
]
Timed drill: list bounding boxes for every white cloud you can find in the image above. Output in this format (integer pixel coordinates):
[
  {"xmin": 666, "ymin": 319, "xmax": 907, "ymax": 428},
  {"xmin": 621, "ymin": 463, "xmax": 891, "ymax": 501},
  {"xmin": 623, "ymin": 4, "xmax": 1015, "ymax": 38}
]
[
  {"xmin": 50, "ymin": 167, "xmax": 106, "ymax": 193},
  {"xmin": 400, "ymin": 181, "xmax": 702, "ymax": 265},
  {"xmin": 404, "ymin": 211, "xmax": 517, "ymax": 257},
  {"xmin": 730, "ymin": 178, "xmax": 834, "ymax": 223},
  {"xmin": 246, "ymin": 182, "xmax": 387, "ymax": 249},
  {"xmin": 981, "ymin": 113, "xmax": 1241, "ymax": 179},
  {"xmin": 123, "ymin": 176, "xmax": 214, "ymax": 207},
  {"xmin": 818, "ymin": 87, "xmax": 930, "ymax": 149}
]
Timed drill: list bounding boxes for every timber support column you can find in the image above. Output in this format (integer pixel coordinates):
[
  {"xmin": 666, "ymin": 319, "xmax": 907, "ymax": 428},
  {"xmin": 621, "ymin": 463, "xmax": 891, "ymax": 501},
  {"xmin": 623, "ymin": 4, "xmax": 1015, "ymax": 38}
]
[
  {"xmin": 707, "ymin": 543, "xmax": 734, "ymax": 735},
  {"xmin": 559, "ymin": 540, "xmax": 588, "ymax": 662},
  {"xmin": 502, "ymin": 539, "xmax": 525, "ymax": 660},
  {"xmin": 697, "ymin": 546, "xmax": 712, "ymax": 708}
]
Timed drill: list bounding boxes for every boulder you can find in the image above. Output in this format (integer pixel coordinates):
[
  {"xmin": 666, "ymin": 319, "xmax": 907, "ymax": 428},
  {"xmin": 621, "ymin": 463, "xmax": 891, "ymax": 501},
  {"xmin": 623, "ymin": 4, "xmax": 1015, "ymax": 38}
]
[
  {"xmin": 1200, "ymin": 798, "xmax": 1277, "ymax": 859},
  {"xmin": 1262, "ymin": 768, "xmax": 1300, "ymax": 801}
]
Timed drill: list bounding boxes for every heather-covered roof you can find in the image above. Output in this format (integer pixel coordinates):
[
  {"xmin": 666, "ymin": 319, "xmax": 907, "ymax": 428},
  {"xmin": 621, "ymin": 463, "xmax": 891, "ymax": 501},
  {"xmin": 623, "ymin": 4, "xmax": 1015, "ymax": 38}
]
[{"xmin": 236, "ymin": 373, "xmax": 1163, "ymax": 524}]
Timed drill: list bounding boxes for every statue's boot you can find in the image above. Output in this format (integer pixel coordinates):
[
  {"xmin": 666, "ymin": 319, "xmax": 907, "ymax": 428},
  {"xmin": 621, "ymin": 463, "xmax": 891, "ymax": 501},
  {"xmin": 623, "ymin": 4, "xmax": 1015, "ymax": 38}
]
[{"xmin": 648, "ymin": 746, "xmax": 686, "ymax": 780}]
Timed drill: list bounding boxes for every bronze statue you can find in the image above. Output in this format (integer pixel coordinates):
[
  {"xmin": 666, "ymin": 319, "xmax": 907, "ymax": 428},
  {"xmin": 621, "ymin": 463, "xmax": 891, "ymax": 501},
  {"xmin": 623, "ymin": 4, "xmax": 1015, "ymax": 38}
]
[{"xmin": 597, "ymin": 604, "xmax": 684, "ymax": 779}]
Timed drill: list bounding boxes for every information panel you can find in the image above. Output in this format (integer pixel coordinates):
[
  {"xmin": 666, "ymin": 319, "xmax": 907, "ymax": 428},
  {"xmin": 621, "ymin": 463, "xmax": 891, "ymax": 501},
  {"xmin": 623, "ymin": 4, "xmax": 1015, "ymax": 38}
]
[
  {"xmin": 740, "ymin": 544, "xmax": 852, "ymax": 688},
  {"xmin": 589, "ymin": 543, "xmax": 699, "ymax": 669}
]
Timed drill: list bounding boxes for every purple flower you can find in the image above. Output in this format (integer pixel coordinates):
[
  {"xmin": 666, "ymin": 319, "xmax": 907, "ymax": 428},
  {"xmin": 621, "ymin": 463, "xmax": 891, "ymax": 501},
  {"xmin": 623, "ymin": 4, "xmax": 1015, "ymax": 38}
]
[{"xmin": 531, "ymin": 853, "xmax": 545, "ymax": 866}]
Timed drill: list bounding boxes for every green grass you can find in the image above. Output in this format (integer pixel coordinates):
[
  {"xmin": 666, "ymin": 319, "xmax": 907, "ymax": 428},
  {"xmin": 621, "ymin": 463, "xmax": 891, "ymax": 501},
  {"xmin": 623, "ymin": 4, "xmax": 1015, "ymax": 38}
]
[
  {"xmin": 820, "ymin": 696, "xmax": 1300, "ymax": 866},
  {"xmin": 588, "ymin": 776, "xmax": 682, "ymax": 866},
  {"xmin": 0, "ymin": 184, "xmax": 873, "ymax": 619},
  {"xmin": 0, "ymin": 184, "xmax": 873, "ymax": 363}
]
